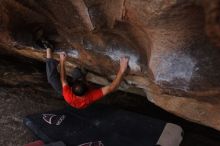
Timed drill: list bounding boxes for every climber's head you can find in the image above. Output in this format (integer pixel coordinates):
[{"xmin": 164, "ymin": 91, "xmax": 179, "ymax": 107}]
[{"xmin": 71, "ymin": 81, "xmax": 88, "ymax": 96}]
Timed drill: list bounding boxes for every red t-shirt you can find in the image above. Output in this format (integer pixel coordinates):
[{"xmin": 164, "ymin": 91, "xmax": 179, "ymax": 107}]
[{"xmin": 62, "ymin": 85, "xmax": 103, "ymax": 109}]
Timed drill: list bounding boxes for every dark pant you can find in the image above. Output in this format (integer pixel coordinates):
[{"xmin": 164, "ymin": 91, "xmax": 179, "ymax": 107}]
[
  {"xmin": 46, "ymin": 59, "xmax": 62, "ymax": 95},
  {"xmin": 46, "ymin": 58, "xmax": 84, "ymax": 96}
]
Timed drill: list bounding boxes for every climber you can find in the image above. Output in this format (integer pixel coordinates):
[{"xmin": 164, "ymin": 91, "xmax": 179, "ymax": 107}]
[{"xmin": 42, "ymin": 41, "xmax": 129, "ymax": 109}]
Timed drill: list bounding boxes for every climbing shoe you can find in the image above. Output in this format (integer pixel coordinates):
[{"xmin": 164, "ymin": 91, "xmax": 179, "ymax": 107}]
[
  {"xmin": 36, "ymin": 38, "xmax": 54, "ymax": 50},
  {"xmin": 33, "ymin": 26, "xmax": 54, "ymax": 50}
]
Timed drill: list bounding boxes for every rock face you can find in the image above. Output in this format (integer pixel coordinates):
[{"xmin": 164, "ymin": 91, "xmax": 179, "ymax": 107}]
[{"xmin": 0, "ymin": 0, "xmax": 220, "ymax": 130}]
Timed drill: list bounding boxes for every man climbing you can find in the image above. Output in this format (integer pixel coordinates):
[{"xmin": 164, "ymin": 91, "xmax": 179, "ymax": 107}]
[{"xmin": 45, "ymin": 43, "xmax": 129, "ymax": 109}]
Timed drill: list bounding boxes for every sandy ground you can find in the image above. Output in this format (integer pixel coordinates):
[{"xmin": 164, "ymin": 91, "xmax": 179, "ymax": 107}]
[
  {"xmin": 0, "ymin": 55, "xmax": 67, "ymax": 145},
  {"xmin": 0, "ymin": 85, "xmax": 66, "ymax": 145},
  {"xmin": 1, "ymin": 54, "xmax": 220, "ymax": 146}
]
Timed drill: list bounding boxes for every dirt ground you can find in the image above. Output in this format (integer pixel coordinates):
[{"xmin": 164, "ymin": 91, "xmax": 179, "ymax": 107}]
[{"xmin": 1, "ymin": 54, "xmax": 220, "ymax": 146}]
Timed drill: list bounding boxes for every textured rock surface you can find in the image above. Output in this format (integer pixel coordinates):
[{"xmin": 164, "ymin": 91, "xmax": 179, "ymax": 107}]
[
  {"xmin": 0, "ymin": 0, "xmax": 220, "ymax": 130},
  {"xmin": 1, "ymin": 54, "xmax": 220, "ymax": 146}
]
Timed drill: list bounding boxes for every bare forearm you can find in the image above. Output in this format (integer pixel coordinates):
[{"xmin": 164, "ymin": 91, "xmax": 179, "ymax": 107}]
[
  {"xmin": 108, "ymin": 71, "xmax": 124, "ymax": 92},
  {"xmin": 60, "ymin": 60, "xmax": 66, "ymax": 85},
  {"xmin": 101, "ymin": 71, "xmax": 124, "ymax": 96},
  {"xmin": 102, "ymin": 57, "xmax": 128, "ymax": 96}
]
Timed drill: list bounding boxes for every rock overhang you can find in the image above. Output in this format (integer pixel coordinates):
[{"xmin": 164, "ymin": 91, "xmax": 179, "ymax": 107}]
[{"xmin": 0, "ymin": 0, "xmax": 220, "ymax": 130}]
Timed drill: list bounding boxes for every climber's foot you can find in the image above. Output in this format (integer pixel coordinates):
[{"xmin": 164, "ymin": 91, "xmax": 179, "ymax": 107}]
[{"xmin": 35, "ymin": 39, "xmax": 54, "ymax": 50}]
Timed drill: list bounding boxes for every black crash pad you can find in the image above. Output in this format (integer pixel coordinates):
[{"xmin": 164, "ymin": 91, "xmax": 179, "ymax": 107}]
[{"xmin": 24, "ymin": 104, "xmax": 166, "ymax": 146}]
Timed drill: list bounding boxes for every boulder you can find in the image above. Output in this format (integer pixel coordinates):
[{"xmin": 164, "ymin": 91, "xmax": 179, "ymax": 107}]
[{"xmin": 0, "ymin": 0, "xmax": 220, "ymax": 130}]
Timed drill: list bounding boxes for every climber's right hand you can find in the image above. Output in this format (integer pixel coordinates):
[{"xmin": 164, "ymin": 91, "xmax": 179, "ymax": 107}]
[{"xmin": 60, "ymin": 52, "xmax": 67, "ymax": 62}]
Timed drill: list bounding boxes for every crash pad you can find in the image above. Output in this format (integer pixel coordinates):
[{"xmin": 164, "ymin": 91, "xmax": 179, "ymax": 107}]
[{"xmin": 24, "ymin": 104, "xmax": 170, "ymax": 146}]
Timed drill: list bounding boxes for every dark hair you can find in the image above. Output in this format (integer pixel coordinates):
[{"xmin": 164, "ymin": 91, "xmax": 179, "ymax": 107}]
[{"xmin": 72, "ymin": 81, "xmax": 88, "ymax": 96}]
